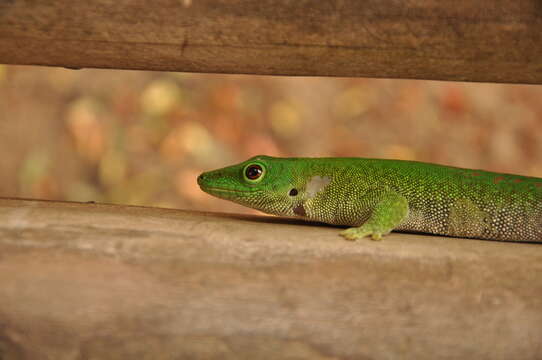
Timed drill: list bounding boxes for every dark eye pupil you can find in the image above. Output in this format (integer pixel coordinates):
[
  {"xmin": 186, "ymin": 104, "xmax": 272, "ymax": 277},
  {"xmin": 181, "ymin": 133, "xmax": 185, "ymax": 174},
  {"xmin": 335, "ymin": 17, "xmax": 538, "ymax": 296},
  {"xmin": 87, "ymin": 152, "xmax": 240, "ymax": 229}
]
[
  {"xmin": 289, "ymin": 188, "xmax": 298, "ymax": 196},
  {"xmin": 246, "ymin": 165, "xmax": 263, "ymax": 180}
]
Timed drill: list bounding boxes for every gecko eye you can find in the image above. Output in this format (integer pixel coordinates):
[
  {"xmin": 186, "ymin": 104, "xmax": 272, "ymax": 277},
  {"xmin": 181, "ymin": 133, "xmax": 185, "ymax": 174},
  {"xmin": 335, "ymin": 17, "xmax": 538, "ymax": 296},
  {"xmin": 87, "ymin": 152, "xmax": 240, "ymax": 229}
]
[
  {"xmin": 289, "ymin": 188, "xmax": 298, "ymax": 196},
  {"xmin": 245, "ymin": 165, "xmax": 262, "ymax": 179},
  {"xmin": 243, "ymin": 163, "xmax": 265, "ymax": 182}
]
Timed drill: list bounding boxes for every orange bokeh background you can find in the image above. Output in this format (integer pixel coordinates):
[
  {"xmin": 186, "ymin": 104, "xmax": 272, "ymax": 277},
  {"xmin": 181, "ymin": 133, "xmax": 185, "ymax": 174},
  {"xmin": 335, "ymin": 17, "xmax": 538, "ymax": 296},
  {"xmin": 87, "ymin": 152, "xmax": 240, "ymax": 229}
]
[{"xmin": 1, "ymin": 65, "xmax": 541, "ymax": 214}]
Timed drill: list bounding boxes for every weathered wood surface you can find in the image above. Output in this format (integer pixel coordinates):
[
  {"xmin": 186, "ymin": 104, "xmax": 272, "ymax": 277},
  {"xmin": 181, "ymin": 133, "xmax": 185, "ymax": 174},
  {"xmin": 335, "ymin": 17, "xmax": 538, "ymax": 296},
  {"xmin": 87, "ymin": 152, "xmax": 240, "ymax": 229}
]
[
  {"xmin": 1, "ymin": 198, "xmax": 541, "ymax": 359},
  {"xmin": 1, "ymin": 1, "xmax": 542, "ymax": 83}
]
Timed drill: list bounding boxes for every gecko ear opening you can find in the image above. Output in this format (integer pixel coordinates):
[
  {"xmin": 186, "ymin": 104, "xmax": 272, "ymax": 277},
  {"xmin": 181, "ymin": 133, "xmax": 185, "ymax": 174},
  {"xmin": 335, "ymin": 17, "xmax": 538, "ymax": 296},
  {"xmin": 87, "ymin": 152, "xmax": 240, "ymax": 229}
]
[{"xmin": 289, "ymin": 188, "xmax": 298, "ymax": 196}]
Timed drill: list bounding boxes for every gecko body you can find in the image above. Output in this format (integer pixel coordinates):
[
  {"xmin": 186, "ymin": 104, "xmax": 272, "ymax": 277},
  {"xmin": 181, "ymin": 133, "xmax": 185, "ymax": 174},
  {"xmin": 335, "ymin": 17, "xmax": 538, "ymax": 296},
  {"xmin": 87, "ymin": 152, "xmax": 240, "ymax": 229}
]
[{"xmin": 198, "ymin": 156, "xmax": 542, "ymax": 242}]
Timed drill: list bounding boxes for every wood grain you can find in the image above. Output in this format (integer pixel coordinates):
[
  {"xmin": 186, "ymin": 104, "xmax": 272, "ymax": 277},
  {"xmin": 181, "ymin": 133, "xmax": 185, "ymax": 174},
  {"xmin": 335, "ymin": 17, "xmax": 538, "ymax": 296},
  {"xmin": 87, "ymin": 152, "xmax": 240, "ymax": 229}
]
[
  {"xmin": 0, "ymin": 0, "xmax": 541, "ymax": 83},
  {"xmin": 1, "ymin": 198, "xmax": 541, "ymax": 359}
]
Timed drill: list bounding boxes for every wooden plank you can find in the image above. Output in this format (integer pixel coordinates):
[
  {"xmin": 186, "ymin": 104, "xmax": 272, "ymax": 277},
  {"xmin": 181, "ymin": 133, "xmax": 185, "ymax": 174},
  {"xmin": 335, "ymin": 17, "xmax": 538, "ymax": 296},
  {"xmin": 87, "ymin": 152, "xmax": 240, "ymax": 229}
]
[
  {"xmin": 1, "ymin": 198, "xmax": 541, "ymax": 359},
  {"xmin": 0, "ymin": 1, "xmax": 541, "ymax": 83}
]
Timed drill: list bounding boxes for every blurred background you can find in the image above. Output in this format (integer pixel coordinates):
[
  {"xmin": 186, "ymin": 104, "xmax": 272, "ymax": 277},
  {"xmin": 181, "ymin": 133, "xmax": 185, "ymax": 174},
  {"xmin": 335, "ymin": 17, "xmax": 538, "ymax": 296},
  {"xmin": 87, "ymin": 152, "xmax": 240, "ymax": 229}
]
[{"xmin": 0, "ymin": 65, "xmax": 541, "ymax": 214}]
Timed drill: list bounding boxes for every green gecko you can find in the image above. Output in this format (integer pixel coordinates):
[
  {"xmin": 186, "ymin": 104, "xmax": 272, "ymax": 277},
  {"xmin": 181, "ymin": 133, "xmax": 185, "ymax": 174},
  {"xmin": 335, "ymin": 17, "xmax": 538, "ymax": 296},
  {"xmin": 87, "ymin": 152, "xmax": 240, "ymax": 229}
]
[{"xmin": 197, "ymin": 155, "xmax": 542, "ymax": 242}]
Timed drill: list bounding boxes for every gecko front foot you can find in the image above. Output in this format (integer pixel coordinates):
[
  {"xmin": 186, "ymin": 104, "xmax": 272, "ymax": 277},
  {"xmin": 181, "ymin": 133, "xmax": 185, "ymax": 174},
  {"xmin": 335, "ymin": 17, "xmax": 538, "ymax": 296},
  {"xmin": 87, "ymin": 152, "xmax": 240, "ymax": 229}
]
[
  {"xmin": 339, "ymin": 190, "xmax": 408, "ymax": 242},
  {"xmin": 340, "ymin": 226, "xmax": 385, "ymax": 241}
]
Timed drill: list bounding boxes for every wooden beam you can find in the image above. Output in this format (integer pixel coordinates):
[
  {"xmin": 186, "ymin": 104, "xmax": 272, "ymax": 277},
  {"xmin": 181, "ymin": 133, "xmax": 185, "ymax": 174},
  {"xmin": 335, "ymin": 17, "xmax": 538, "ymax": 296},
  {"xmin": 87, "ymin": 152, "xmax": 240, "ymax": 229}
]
[
  {"xmin": 1, "ymin": 198, "xmax": 541, "ymax": 358},
  {"xmin": 0, "ymin": 1, "xmax": 541, "ymax": 83}
]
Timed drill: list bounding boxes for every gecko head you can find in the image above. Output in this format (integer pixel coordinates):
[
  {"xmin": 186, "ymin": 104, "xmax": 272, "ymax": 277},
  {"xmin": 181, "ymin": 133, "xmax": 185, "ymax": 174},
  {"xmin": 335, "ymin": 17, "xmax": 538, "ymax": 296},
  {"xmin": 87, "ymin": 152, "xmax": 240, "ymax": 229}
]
[{"xmin": 197, "ymin": 155, "xmax": 306, "ymax": 216}]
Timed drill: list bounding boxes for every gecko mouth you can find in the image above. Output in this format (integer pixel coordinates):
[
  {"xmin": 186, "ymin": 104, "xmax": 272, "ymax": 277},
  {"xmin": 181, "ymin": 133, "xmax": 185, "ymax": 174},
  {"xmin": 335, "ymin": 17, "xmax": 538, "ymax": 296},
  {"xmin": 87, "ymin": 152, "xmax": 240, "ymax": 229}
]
[
  {"xmin": 202, "ymin": 187, "xmax": 245, "ymax": 193},
  {"xmin": 200, "ymin": 186, "xmax": 260, "ymax": 195}
]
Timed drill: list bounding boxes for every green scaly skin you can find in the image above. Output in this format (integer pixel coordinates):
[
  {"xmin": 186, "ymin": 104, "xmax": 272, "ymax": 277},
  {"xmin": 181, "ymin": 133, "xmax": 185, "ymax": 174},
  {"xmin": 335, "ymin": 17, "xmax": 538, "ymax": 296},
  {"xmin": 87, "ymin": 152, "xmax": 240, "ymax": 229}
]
[{"xmin": 197, "ymin": 155, "xmax": 542, "ymax": 242}]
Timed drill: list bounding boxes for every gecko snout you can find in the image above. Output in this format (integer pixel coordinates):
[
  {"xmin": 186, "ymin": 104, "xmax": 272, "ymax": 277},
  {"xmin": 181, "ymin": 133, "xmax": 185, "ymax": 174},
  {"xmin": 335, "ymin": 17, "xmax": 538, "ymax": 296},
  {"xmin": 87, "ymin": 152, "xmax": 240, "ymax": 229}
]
[{"xmin": 197, "ymin": 173, "xmax": 206, "ymax": 186}]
